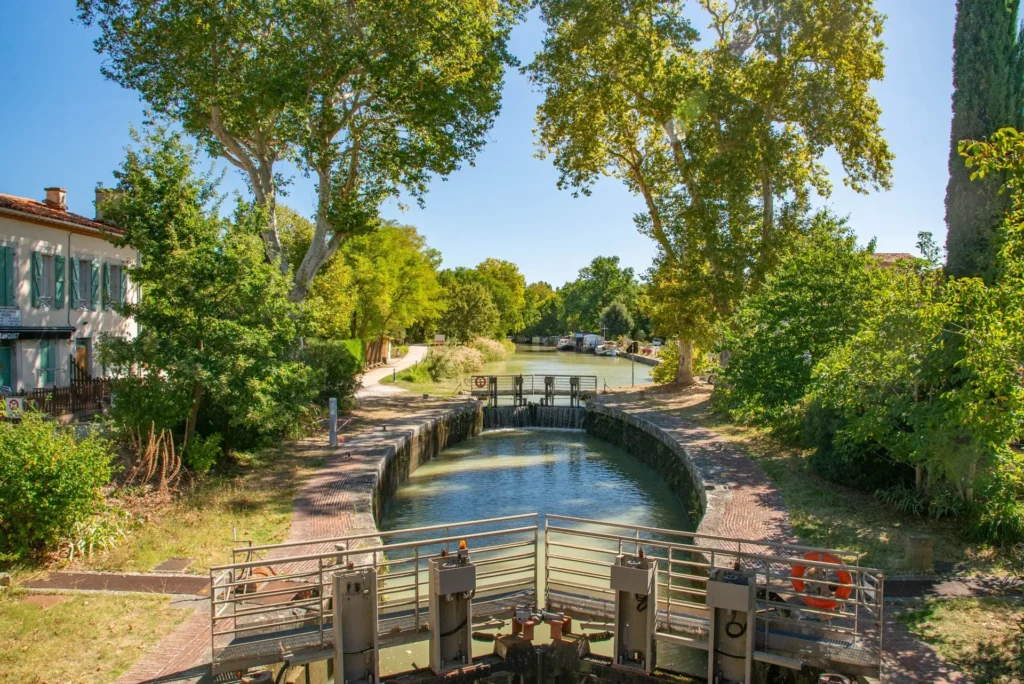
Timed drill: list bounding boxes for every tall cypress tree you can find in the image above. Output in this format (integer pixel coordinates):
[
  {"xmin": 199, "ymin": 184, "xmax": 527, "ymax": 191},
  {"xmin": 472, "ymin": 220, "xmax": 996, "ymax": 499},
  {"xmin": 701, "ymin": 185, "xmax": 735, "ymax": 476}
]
[{"xmin": 945, "ymin": 0, "xmax": 1024, "ymax": 280}]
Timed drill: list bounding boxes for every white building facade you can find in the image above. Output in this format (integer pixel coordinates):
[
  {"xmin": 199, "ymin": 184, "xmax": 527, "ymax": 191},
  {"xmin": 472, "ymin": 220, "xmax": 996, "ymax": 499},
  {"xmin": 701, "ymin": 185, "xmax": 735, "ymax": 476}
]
[{"xmin": 0, "ymin": 187, "xmax": 138, "ymax": 392}]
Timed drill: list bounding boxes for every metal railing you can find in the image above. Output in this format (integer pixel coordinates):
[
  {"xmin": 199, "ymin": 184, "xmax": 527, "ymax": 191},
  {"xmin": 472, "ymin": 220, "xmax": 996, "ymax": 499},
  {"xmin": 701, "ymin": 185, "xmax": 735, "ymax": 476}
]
[
  {"xmin": 543, "ymin": 515, "xmax": 884, "ymax": 677},
  {"xmin": 209, "ymin": 513, "xmax": 884, "ymax": 678},
  {"xmin": 210, "ymin": 514, "xmax": 539, "ymax": 675},
  {"xmin": 470, "ymin": 374, "xmax": 598, "ymax": 406}
]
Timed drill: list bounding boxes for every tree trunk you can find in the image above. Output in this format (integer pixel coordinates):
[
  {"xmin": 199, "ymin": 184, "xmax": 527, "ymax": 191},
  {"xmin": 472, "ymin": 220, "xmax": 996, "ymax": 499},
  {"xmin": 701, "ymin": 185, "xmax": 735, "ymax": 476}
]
[
  {"xmin": 184, "ymin": 381, "xmax": 203, "ymax": 449},
  {"xmin": 675, "ymin": 339, "xmax": 695, "ymax": 386}
]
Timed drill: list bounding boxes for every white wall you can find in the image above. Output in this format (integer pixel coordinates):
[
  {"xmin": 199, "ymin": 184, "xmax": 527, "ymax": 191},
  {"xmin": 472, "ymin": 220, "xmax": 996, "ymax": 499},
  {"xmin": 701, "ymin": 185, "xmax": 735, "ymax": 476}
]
[{"xmin": 0, "ymin": 214, "xmax": 139, "ymax": 390}]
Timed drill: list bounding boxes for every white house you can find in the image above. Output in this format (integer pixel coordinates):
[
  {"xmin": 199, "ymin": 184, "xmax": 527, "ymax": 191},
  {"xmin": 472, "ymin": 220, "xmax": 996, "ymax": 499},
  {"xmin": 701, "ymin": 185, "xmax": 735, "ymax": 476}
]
[{"xmin": 0, "ymin": 187, "xmax": 138, "ymax": 392}]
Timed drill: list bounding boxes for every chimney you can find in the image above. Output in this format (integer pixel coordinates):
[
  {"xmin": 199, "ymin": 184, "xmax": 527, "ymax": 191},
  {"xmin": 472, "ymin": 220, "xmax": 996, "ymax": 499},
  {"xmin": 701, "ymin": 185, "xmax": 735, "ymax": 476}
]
[
  {"xmin": 94, "ymin": 188, "xmax": 123, "ymax": 222},
  {"xmin": 44, "ymin": 187, "xmax": 67, "ymax": 211}
]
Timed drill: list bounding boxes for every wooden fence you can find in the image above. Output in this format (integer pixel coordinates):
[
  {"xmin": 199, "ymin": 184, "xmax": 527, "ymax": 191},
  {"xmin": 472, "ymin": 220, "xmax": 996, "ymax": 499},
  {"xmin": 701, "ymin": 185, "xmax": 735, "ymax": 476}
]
[{"xmin": 16, "ymin": 378, "xmax": 111, "ymax": 417}]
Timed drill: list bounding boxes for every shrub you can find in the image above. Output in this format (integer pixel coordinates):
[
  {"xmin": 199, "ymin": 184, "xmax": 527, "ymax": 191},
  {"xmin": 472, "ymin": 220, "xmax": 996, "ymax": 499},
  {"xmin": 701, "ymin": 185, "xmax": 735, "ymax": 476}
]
[
  {"xmin": 651, "ymin": 341, "xmax": 678, "ymax": 384},
  {"xmin": 396, "ymin": 363, "xmax": 432, "ymax": 384},
  {"xmin": 422, "ymin": 346, "xmax": 485, "ymax": 381},
  {"xmin": 470, "ymin": 337, "xmax": 512, "ymax": 362},
  {"xmin": 183, "ymin": 433, "xmax": 222, "ymax": 474},
  {"xmin": 303, "ymin": 339, "xmax": 364, "ymax": 405},
  {"xmin": 0, "ymin": 413, "xmax": 115, "ymax": 558}
]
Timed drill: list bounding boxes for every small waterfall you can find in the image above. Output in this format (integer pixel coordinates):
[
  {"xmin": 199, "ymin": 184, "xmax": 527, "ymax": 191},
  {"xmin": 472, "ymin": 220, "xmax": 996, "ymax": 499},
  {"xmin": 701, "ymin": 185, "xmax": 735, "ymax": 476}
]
[{"xmin": 482, "ymin": 403, "xmax": 586, "ymax": 430}]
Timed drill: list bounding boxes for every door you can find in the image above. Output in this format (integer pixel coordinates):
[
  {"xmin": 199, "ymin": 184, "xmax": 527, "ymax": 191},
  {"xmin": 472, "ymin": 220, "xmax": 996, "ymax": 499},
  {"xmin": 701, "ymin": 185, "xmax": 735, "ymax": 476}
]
[
  {"xmin": 74, "ymin": 338, "xmax": 90, "ymax": 378},
  {"xmin": 0, "ymin": 342, "xmax": 11, "ymax": 391}
]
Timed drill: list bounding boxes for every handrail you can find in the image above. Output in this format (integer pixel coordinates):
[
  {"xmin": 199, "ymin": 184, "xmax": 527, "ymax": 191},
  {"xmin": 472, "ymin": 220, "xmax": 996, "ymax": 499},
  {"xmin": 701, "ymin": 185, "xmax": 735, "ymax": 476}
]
[
  {"xmin": 545, "ymin": 513, "xmax": 870, "ymax": 564},
  {"xmin": 234, "ymin": 512, "xmax": 538, "ymax": 555}
]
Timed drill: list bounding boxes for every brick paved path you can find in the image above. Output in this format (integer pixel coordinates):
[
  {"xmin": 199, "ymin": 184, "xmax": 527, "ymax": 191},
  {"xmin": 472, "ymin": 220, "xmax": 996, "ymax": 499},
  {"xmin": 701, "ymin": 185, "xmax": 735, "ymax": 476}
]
[{"xmin": 590, "ymin": 394, "xmax": 795, "ymax": 549}]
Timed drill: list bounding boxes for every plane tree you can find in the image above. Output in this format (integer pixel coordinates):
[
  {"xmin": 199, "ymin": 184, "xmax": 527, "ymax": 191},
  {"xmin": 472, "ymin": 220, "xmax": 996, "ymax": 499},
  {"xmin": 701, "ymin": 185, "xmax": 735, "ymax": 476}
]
[
  {"xmin": 79, "ymin": 0, "xmax": 526, "ymax": 301},
  {"xmin": 529, "ymin": 0, "xmax": 893, "ymax": 383}
]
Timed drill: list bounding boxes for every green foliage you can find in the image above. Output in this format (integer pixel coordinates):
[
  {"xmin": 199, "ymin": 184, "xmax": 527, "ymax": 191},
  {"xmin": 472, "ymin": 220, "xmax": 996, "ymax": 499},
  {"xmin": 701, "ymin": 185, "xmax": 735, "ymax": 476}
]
[
  {"xmin": 650, "ymin": 341, "xmax": 678, "ymax": 385},
  {"xmin": 715, "ymin": 214, "xmax": 878, "ymax": 432},
  {"xmin": 344, "ymin": 223, "xmax": 443, "ymax": 340},
  {"xmin": 944, "ymin": 0, "xmax": 1024, "ymax": 279},
  {"xmin": 437, "ymin": 273, "xmax": 500, "ymax": 344},
  {"xmin": 182, "ymin": 433, "xmax": 221, "ymax": 475},
  {"xmin": 99, "ymin": 127, "xmax": 318, "ymax": 453},
  {"xmin": 396, "ymin": 363, "xmax": 432, "ymax": 385},
  {"xmin": 79, "ymin": 0, "xmax": 528, "ymax": 299},
  {"xmin": 475, "ymin": 259, "xmax": 527, "ymax": 335},
  {"xmin": 970, "ymin": 451, "xmax": 1024, "ymax": 545},
  {"xmin": 599, "ymin": 300, "xmax": 633, "ymax": 338},
  {"xmin": 531, "ymin": 0, "xmax": 892, "ymax": 383},
  {"xmin": 560, "ymin": 257, "xmax": 641, "ymax": 333},
  {"xmin": 301, "ymin": 339, "xmax": 364, "ymax": 406},
  {"xmin": 0, "ymin": 413, "xmax": 114, "ymax": 558}
]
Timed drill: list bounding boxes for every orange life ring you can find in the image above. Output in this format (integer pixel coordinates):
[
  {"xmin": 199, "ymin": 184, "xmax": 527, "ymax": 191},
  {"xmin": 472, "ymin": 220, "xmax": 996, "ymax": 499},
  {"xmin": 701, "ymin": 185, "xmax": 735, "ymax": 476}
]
[
  {"xmin": 474, "ymin": 376, "xmax": 486, "ymax": 388},
  {"xmin": 791, "ymin": 551, "xmax": 853, "ymax": 610}
]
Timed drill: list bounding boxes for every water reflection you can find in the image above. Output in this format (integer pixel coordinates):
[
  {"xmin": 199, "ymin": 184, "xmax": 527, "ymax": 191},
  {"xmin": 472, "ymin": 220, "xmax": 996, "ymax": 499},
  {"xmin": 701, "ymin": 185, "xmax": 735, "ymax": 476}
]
[{"xmin": 471, "ymin": 349, "xmax": 655, "ymax": 391}]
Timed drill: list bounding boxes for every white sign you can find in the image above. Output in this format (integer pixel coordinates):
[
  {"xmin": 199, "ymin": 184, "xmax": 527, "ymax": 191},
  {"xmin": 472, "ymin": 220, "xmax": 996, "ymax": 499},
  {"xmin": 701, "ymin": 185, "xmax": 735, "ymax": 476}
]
[
  {"xmin": 0, "ymin": 308, "xmax": 21, "ymax": 327},
  {"xmin": 4, "ymin": 397, "xmax": 24, "ymax": 418},
  {"xmin": 434, "ymin": 334, "xmax": 446, "ymax": 345}
]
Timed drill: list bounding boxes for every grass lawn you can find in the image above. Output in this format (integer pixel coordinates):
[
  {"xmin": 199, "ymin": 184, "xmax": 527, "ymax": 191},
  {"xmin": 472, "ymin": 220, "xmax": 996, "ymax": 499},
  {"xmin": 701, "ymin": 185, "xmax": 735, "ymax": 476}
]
[
  {"xmin": 897, "ymin": 598, "xmax": 1024, "ymax": 683},
  {"xmin": 73, "ymin": 447, "xmax": 303, "ymax": 575},
  {"xmin": 642, "ymin": 384, "xmax": 1007, "ymax": 576},
  {"xmin": 0, "ymin": 588, "xmax": 191, "ymax": 683}
]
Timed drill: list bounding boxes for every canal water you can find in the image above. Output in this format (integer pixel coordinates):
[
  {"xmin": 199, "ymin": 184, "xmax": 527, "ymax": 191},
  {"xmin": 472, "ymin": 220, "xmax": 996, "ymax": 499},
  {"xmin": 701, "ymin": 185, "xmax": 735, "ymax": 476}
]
[
  {"xmin": 377, "ymin": 428, "xmax": 701, "ymax": 676},
  {"xmin": 472, "ymin": 348, "xmax": 654, "ymax": 390}
]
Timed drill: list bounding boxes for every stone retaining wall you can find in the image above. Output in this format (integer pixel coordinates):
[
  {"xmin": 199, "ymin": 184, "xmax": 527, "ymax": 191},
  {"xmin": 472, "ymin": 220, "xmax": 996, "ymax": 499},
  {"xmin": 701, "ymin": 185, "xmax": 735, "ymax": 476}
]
[
  {"xmin": 585, "ymin": 397, "xmax": 792, "ymax": 547},
  {"xmin": 370, "ymin": 402, "xmax": 483, "ymax": 524}
]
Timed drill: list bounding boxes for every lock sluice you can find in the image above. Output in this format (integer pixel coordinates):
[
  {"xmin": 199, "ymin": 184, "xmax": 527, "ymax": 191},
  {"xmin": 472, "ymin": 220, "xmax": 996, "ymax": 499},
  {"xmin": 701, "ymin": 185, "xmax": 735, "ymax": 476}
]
[{"xmin": 209, "ymin": 514, "xmax": 884, "ymax": 684}]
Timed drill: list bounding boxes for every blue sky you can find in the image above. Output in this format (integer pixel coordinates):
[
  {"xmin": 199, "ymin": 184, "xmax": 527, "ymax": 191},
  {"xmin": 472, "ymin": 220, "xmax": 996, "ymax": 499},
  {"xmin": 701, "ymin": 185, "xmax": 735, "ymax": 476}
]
[{"xmin": 0, "ymin": 1, "xmax": 956, "ymax": 287}]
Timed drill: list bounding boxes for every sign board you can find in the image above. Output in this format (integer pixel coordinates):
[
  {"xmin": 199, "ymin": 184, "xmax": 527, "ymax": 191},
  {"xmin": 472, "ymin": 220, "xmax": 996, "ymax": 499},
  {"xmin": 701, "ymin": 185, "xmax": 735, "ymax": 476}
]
[
  {"xmin": 434, "ymin": 334, "xmax": 446, "ymax": 345},
  {"xmin": 4, "ymin": 397, "xmax": 24, "ymax": 418},
  {"xmin": 0, "ymin": 332, "xmax": 18, "ymax": 341},
  {"xmin": 0, "ymin": 308, "xmax": 21, "ymax": 327}
]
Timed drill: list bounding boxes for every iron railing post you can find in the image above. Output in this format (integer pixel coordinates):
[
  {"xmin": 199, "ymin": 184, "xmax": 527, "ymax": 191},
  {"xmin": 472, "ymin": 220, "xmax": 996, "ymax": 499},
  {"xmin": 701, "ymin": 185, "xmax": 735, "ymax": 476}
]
[
  {"xmin": 414, "ymin": 547, "xmax": 421, "ymax": 630},
  {"xmin": 318, "ymin": 557, "xmax": 325, "ymax": 646}
]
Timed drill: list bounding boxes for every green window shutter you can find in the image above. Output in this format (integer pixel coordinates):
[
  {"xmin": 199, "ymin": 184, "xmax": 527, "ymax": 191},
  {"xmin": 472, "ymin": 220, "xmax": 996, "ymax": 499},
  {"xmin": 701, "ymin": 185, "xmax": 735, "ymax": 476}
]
[
  {"xmin": 90, "ymin": 261, "xmax": 100, "ymax": 310},
  {"xmin": 40, "ymin": 340, "xmax": 52, "ymax": 385},
  {"xmin": 119, "ymin": 267, "xmax": 127, "ymax": 306},
  {"xmin": 102, "ymin": 262, "xmax": 111, "ymax": 310},
  {"xmin": 31, "ymin": 251, "xmax": 42, "ymax": 308},
  {"xmin": 0, "ymin": 246, "xmax": 8, "ymax": 307},
  {"xmin": 70, "ymin": 257, "xmax": 80, "ymax": 309},
  {"xmin": 54, "ymin": 255, "xmax": 65, "ymax": 310}
]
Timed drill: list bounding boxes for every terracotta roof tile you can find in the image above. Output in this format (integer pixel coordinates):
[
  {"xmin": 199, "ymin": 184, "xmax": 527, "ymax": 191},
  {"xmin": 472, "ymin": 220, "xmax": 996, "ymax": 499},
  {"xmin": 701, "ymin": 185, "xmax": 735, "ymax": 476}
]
[{"xmin": 0, "ymin": 193, "xmax": 123, "ymax": 237}]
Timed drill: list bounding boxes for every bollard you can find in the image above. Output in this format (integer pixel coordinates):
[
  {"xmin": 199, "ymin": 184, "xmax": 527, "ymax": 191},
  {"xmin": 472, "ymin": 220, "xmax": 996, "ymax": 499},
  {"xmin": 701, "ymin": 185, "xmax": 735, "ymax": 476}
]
[
  {"xmin": 329, "ymin": 397, "xmax": 338, "ymax": 448},
  {"xmin": 906, "ymin": 533, "xmax": 933, "ymax": 573},
  {"xmin": 393, "ymin": 368, "xmax": 397, "ymax": 381}
]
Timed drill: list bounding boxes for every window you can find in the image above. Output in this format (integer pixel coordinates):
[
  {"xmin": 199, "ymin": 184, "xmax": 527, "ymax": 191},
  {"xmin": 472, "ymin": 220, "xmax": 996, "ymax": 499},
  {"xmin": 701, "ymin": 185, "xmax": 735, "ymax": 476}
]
[
  {"xmin": 38, "ymin": 254, "xmax": 54, "ymax": 306},
  {"xmin": 31, "ymin": 251, "xmax": 64, "ymax": 309},
  {"xmin": 77, "ymin": 258, "xmax": 93, "ymax": 310},
  {"xmin": 38, "ymin": 339, "xmax": 57, "ymax": 387},
  {"xmin": 109, "ymin": 263, "xmax": 122, "ymax": 306}
]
